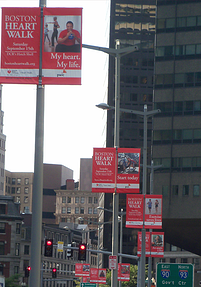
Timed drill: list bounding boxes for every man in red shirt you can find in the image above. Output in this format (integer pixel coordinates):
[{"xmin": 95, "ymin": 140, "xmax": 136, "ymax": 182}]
[{"xmin": 56, "ymin": 21, "xmax": 81, "ymax": 52}]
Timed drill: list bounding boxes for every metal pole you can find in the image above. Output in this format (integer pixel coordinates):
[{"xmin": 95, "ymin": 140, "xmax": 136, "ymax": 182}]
[
  {"xmin": 111, "ymin": 40, "xmax": 120, "ymax": 287},
  {"xmin": 140, "ymin": 104, "xmax": 148, "ymax": 287},
  {"xmin": 148, "ymin": 161, "xmax": 154, "ymax": 287},
  {"xmin": 30, "ymin": 1, "xmax": 45, "ymax": 287},
  {"xmin": 119, "ymin": 209, "xmax": 123, "ymax": 287}
]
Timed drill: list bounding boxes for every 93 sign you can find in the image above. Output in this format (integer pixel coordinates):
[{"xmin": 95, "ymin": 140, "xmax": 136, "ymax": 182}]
[{"xmin": 156, "ymin": 263, "xmax": 194, "ymax": 287}]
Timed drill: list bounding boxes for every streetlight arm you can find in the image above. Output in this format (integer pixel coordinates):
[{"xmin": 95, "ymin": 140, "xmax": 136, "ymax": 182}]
[{"xmin": 82, "ymin": 44, "xmax": 139, "ymax": 57}]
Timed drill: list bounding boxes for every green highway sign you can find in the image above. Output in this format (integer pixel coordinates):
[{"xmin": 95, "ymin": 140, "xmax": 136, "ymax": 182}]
[
  {"xmin": 156, "ymin": 263, "xmax": 194, "ymax": 287},
  {"xmin": 80, "ymin": 283, "xmax": 96, "ymax": 287}
]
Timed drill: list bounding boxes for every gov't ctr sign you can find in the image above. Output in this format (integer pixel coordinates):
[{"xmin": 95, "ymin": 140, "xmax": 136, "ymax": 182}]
[{"xmin": 156, "ymin": 263, "xmax": 194, "ymax": 287}]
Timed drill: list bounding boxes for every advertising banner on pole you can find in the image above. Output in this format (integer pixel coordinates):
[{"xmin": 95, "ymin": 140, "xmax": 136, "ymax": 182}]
[
  {"xmin": 90, "ymin": 268, "xmax": 106, "ymax": 284},
  {"xmin": 126, "ymin": 194, "xmax": 144, "ymax": 228},
  {"xmin": 92, "ymin": 147, "xmax": 141, "ymax": 193},
  {"xmin": 92, "ymin": 147, "xmax": 116, "ymax": 193},
  {"xmin": 42, "ymin": 8, "xmax": 82, "ymax": 85},
  {"xmin": 151, "ymin": 232, "xmax": 164, "ymax": 257},
  {"xmin": 137, "ymin": 231, "xmax": 151, "ymax": 257},
  {"xmin": 118, "ymin": 263, "xmax": 130, "ymax": 281},
  {"xmin": 75, "ymin": 263, "xmax": 90, "ymax": 277},
  {"xmin": 137, "ymin": 232, "xmax": 164, "ymax": 257},
  {"xmin": 0, "ymin": 7, "xmax": 41, "ymax": 84},
  {"xmin": 145, "ymin": 195, "xmax": 162, "ymax": 229}
]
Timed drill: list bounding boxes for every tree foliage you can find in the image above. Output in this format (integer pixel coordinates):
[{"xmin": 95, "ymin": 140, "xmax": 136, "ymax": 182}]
[{"xmin": 5, "ymin": 274, "xmax": 22, "ymax": 287}]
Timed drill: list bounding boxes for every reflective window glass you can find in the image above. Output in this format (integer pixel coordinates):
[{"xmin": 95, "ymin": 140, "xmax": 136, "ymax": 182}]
[{"xmin": 186, "ymin": 16, "xmax": 196, "ymax": 27}]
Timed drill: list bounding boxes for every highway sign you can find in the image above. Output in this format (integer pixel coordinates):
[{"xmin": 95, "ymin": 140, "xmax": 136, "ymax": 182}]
[
  {"xmin": 156, "ymin": 263, "xmax": 194, "ymax": 287},
  {"xmin": 80, "ymin": 284, "xmax": 96, "ymax": 287}
]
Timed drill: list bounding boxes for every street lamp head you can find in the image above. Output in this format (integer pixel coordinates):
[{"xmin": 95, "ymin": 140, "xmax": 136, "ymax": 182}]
[
  {"xmin": 96, "ymin": 103, "xmax": 112, "ymax": 110},
  {"xmin": 97, "ymin": 206, "xmax": 104, "ymax": 210}
]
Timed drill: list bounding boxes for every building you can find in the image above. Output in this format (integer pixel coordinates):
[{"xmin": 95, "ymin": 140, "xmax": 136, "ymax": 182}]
[
  {"xmin": 0, "ymin": 195, "xmax": 23, "ymax": 278},
  {"xmin": 100, "ymin": 0, "xmax": 156, "ymax": 267},
  {"xmin": 0, "ymin": 85, "xmax": 6, "ymax": 195},
  {"xmin": 4, "ymin": 171, "xmax": 34, "ymax": 214},
  {"xmin": 152, "ymin": 0, "xmax": 201, "ymax": 257}
]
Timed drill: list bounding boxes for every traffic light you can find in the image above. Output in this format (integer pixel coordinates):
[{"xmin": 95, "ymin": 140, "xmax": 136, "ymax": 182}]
[
  {"xmin": 52, "ymin": 268, "xmax": 57, "ymax": 278},
  {"xmin": 78, "ymin": 243, "xmax": 87, "ymax": 261},
  {"xmin": 67, "ymin": 243, "xmax": 73, "ymax": 258},
  {"xmin": 25, "ymin": 266, "xmax": 31, "ymax": 277},
  {"xmin": 44, "ymin": 239, "xmax": 53, "ymax": 257}
]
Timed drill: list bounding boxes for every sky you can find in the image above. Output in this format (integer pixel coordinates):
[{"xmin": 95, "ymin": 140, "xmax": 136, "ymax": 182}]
[{"xmin": 1, "ymin": 0, "xmax": 110, "ymax": 181}]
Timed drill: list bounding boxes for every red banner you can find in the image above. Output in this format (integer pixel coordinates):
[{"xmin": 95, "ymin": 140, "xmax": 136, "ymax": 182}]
[
  {"xmin": 145, "ymin": 195, "xmax": 162, "ymax": 229},
  {"xmin": 137, "ymin": 232, "xmax": 151, "ymax": 257},
  {"xmin": 126, "ymin": 194, "xmax": 144, "ymax": 228},
  {"xmin": 0, "ymin": 7, "xmax": 41, "ymax": 84},
  {"xmin": 75, "ymin": 263, "xmax": 90, "ymax": 277},
  {"xmin": 42, "ymin": 7, "xmax": 82, "ymax": 85},
  {"xmin": 137, "ymin": 232, "xmax": 164, "ymax": 257},
  {"xmin": 92, "ymin": 147, "xmax": 141, "ymax": 193},
  {"xmin": 90, "ymin": 268, "xmax": 106, "ymax": 284},
  {"xmin": 118, "ymin": 264, "xmax": 130, "ymax": 281}
]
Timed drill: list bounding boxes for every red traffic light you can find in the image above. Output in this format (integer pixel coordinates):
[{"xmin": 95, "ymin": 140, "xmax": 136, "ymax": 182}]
[
  {"xmin": 52, "ymin": 268, "xmax": 57, "ymax": 278},
  {"xmin": 46, "ymin": 240, "xmax": 53, "ymax": 246},
  {"xmin": 80, "ymin": 244, "xmax": 86, "ymax": 250},
  {"xmin": 27, "ymin": 266, "xmax": 31, "ymax": 271},
  {"xmin": 25, "ymin": 266, "xmax": 31, "ymax": 277}
]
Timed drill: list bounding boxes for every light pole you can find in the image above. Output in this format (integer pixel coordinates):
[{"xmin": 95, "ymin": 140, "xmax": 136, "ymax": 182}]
[
  {"xmin": 97, "ymin": 103, "xmax": 161, "ymax": 287},
  {"xmin": 83, "ymin": 41, "xmax": 139, "ymax": 287}
]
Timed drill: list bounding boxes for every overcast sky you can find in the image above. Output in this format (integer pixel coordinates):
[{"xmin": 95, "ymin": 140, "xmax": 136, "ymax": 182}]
[{"xmin": 1, "ymin": 0, "xmax": 110, "ymax": 181}]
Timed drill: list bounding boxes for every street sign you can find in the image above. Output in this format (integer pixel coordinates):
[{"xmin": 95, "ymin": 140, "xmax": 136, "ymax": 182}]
[
  {"xmin": 57, "ymin": 241, "xmax": 64, "ymax": 252},
  {"xmin": 109, "ymin": 255, "xmax": 117, "ymax": 270},
  {"xmin": 156, "ymin": 263, "xmax": 194, "ymax": 287},
  {"xmin": 80, "ymin": 284, "xmax": 96, "ymax": 287}
]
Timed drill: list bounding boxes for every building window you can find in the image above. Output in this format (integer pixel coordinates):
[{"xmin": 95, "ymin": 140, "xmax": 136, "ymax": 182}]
[
  {"xmin": 11, "ymin": 187, "xmax": 15, "ymax": 194},
  {"xmin": 24, "ymin": 187, "xmax": 29, "ymax": 194},
  {"xmin": 81, "ymin": 197, "xmax": 85, "ymax": 204},
  {"xmin": 14, "ymin": 266, "xmax": 19, "ymax": 274},
  {"xmin": 75, "ymin": 207, "xmax": 79, "ymax": 214},
  {"xmin": 94, "ymin": 197, "xmax": 98, "ymax": 204},
  {"xmin": 80, "ymin": 208, "xmax": 84, "ymax": 214},
  {"xmin": 193, "ymin": 185, "xmax": 200, "ymax": 196},
  {"xmin": 172, "ymin": 185, "xmax": 178, "ymax": 196},
  {"xmin": 183, "ymin": 185, "xmax": 189, "ymax": 196},
  {"xmin": 61, "ymin": 207, "xmax": 66, "ymax": 214},
  {"xmin": 88, "ymin": 197, "xmax": 92, "ymax": 204},
  {"xmin": 25, "ymin": 178, "xmax": 29, "ymax": 185},
  {"xmin": 67, "ymin": 207, "xmax": 71, "ymax": 214},
  {"xmin": 62, "ymin": 196, "xmax": 66, "ymax": 203},
  {"xmin": 17, "ymin": 178, "xmax": 21, "ymax": 185},
  {"xmin": 75, "ymin": 196, "xmax": 79, "ymax": 203},
  {"xmin": 93, "ymin": 208, "xmax": 97, "ymax": 214},
  {"xmin": 0, "ymin": 205, "xmax": 6, "ymax": 214},
  {"xmin": 16, "ymin": 223, "xmax": 21, "ymax": 234},
  {"xmin": 193, "ymin": 258, "xmax": 200, "ymax": 269},
  {"xmin": 181, "ymin": 258, "xmax": 188, "ymax": 263},
  {"xmin": 0, "ymin": 264, "xmax": 3, "ymax": 276},
  {"xmin": 67, "ymin": 197, "xmax": 71, "ymax": 203},
  {"xmin": 12, "ymin": 178, "xmax": 16, "ymax": 185},
  {"xmin": 24, "ymin": 245, "xmax": 29, "ymax": 255},
  {"xmin": 15, "ymin": 243, "xmax": 20, "ymax": 256},
  {"xmin": 170, "ymin": 258, "xmax": 176, "ymax": 263},
  {"xmin": 0, "ymin": 242, "xmax": 5, "ymax": 255},
  {"xmin": 24, "ymin": 196, "xmax": 28, "ymax": 203},
  {"xmin": 16, "ymin": 187, "xmax": 21, "ymax": 194},
  {"xmin": 16, "ymin": 197, "xmax": 20, "ymax": 203},
  {"xmin": 0, "ymin": 223, "xmax": 5, "ymax": 233},
  {"xmin": 88, "ymin": 207, "xmax": 92, "ymax": 214},
  {"xmin": 162, "ymin": 185, "xmax": 169, "ymax": 197}
]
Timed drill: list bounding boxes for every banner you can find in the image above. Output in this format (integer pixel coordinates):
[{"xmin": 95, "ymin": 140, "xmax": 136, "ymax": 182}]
[
  {"xmin": 117, "ymin": 148, "xmax": 140, "ymax": 193},
  {"xmin": 75, "ymin": 263, "xmax": 90, "ymax": 277},
  {"xmin": 126, "ymin": 194, "xmax": 144, "ymax": 228},
  {"xmin": 0, "ymin": 7, "xmax": 41, "ymax": 84},
  {"xmin": 151, "ymin": 232, "xmax": 164, "ymax": 257},
  {"xmin": 92, "ymin": 147, "xmax": 141, "ymax": 193},
  {"xmin": 90, "ymin": 268, "xmax": 106, "ymax": 284},
  {"xmin": 118, "ymin": 264, "xmax": 130, "ymax": 281},
  {"xmin": 145, "ymin": 195, "xmax": 162, "ymax": 229},
  {"xmin": 137, "ymin": 232, "xmax": 151, "ymax": 257},
  {"xmin": 92, "ymin": 148, "xmax": 116, "ymax": 193},
  {"xmin": 42, "ymin": 7, "xmax": 82, "ymax": 85}
]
